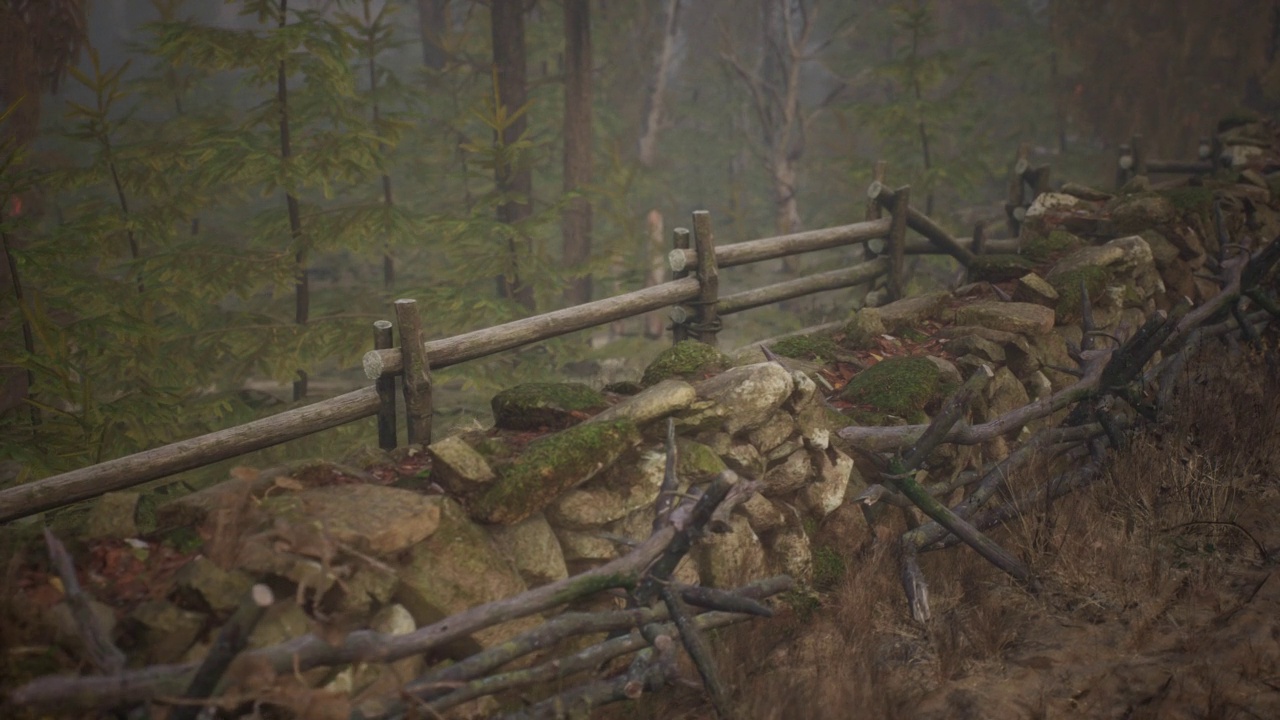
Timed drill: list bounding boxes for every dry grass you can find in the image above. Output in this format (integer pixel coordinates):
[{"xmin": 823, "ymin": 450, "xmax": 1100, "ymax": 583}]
[{"xmin": 620, "ymin": 343, "xmax": 1280, "ymax": 719}]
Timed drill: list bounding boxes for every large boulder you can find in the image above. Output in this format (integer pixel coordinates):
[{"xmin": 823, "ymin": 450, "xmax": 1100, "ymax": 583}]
[{"xmin": 641, "ymin": 340, "xmax": 731, "ymax": 386}]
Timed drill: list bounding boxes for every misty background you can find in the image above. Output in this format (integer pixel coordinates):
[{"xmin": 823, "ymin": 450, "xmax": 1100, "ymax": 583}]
[{"xmin": 2, "ymin": 0, "xmax": 1276, "ymax": 483}]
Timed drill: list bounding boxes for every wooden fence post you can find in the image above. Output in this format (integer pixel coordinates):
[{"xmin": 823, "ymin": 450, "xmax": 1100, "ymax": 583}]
[
  {"xmin": 880, "ymin": 184, "xmax": 911, "ymax": 299},
  {"xmin": 865, "ymin": 160, "xmax": 887, "ymax": 222},
  {"xmin": 690, "ymin": 211, "xmax": 720, "ymax": 347},
  {"xmin": 394, "ymin": 299, "xmax": 432, "ymax": 446},
  {"xmin": 373, "ymin": 320, "xmax": 398, "ymax": 450},
  {"xmin": 1006, "ymin": 143, "xmax": 1029, "ymax": 237},
  {"xmin": 1116, "ymin": 142, "xmax": 1133, "ymax": 189},
  {"xmin": 971, "ymin": 222, "xmax": 987, "ymax": 257},
  {"xmin": 1131, "ymin": 133, "xmax": 1147, "ymax": 178},
  {"xmin": 670, "ymin": 227, "xmax": 692, "ymax": 345}
]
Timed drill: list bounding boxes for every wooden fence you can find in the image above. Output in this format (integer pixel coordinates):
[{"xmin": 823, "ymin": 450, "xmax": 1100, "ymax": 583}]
[
  {"xmin": 1115, "ymin": 132, "xmax": 1216, "ymax": 189},
  {"xmin": 0, "ymin": 169, "xmax": 1018, "ymax": 524}
]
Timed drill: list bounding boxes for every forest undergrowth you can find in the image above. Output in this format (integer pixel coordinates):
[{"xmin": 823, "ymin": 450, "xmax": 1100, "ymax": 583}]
[{"xmin": 616, "ymin": 339, "xmax": 1280, "ymax": 720}]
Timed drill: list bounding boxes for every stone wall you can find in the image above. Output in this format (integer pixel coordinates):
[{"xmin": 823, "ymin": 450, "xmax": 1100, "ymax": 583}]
[{"xmin": 136, "ymin": 116, "xmax": 1280, "ymax": 712}]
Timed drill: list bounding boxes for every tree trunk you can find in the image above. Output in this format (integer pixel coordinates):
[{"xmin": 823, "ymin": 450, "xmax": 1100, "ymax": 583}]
[
  {"xmin": 490, "ymin": 0, "xmax": 535, "ymax": 310},
  {"xmin": 561, "ymin": 0, "xmax": 593, "ymax": 307},
  {"xmin": 416, "ymin": 0, "xmax": 449, "ymax": 71},
  {"xmin": 637, "ymin": 0, "xmax": 682, "ymax": 168}
]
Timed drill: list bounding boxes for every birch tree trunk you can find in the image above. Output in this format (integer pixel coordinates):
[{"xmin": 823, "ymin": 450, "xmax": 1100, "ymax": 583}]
[{"xmin": 637, "ymin": 0, "xmax": 683, "ymax": 168}]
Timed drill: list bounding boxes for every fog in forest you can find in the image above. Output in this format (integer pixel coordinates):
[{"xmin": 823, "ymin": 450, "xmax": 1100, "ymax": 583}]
[{"xmin": 1, "ymin": 0, "xmax": 1275, "ymax": 478}]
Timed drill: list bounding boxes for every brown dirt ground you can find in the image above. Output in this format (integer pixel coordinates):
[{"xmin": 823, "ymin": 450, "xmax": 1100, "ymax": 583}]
[{"xmin": 619, "ymin": 346, "xmax": 1280, "ymax": 720}]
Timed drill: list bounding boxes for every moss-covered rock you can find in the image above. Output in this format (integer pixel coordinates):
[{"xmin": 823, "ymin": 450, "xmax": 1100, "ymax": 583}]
[
  {"xmin": 1158, "ymin": 185, "xmax": 1216, "ymax": 228},
  {"xmin": 470, "ymin": 419, "xmax": 642, "ymax": 525},
  {"xmin": 491, "ymin": 382, "xmax": 606, "ymax": 431},
  {"xmin": 640, "ymin": 340, "xmax": 731, "ymax": 387},
  {"xmin": 1108, "ymin": 192, "xmax": 1177, "ymax": 233},
  {"xmin": 1023, "ymin": 229, "xmax": 1085, "ymax": 264},
  {"xmin": 840, "ymin": 356, "xmax": 942, "ymax": 421},
  {"xmin": 1049, "ymin": 265, "xmax": 1111, "ymax": 323},
  {"xmin": 968, "ymin": 253, "xmax": 1036, "ymax": 283},
  {"xmin": 676, "ymin": 438, "xmax": 728, "ymax": 482},
  {"xmin": 770, "ymin": 333, "xmax": 842, "ymax": 363}
]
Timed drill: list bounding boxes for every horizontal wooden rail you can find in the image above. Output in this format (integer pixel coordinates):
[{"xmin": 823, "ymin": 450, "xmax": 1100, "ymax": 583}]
[
  {"xmin": 363, "ymin": 276, "xmax": 702, "ymax": 379},
  {"xmin": 0, "ymin": 387, "xmax": 382, "ymax": 524},
  {"xmin": 667, "ymin": 218, "xmax": 891, "ymax": 272},
  {"xmin": 717, "ymin": 258, "xmax": 889, "ymax": 316}
]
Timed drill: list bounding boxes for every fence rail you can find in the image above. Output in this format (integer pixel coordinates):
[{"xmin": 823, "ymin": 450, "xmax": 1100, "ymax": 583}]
[{"xmin": 0, "ymin": 161, "xmax": 1030, "ymax": 524}]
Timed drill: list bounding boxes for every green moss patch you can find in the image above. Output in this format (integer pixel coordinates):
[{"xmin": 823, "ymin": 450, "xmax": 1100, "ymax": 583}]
[
  {"xmin": 1023, "ymin": 229, "xmax": 1085, "ymax": 264},
  {"xmin": 840, "ymin": 356, "xmax": 941, "ymax": 419},
  {"xmin": 471, "ymin": 419, "xmax": 641, "ymax": 525},
  {"xmin": 676, "ymin": 438, "xmax": 728, "ymax": 482},
  {"xmin": 770, "ymin": 333, "xmax": 841, "ymax": 363},
  {"xmin": 1049, "ymin": 265, "xmax": 1111, "ymax": 322},
  {"xmin": 1158, "ymin": 186, "xmax": 1216, "ymax": 228},
  {"xmin": 640, "ymin": 340, "xmax": 731, "ymax": 386},
  {"xmin": 491, "ymin": 382, "xmax": 606, "ymax": 431},
  {"xmin": 968, "ymin": 253, "xmax": 1036, "ymax": 283},
  {"xmin": 811, "ymin": 545, "xmax": 846, "ymax": 591}
]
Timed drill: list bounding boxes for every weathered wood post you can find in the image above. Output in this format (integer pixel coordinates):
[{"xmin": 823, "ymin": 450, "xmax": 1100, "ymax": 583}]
[
  {"xmin": 1006, "ymin": 143, "xmax": 1030, "ymax": 236},
  {"xmin": 865, "ymin": 160, "xmax": 887, "ymax": 222},
  {"xmin": 1115, "ymin": 142, "xmax": 1133, "ymax": 189},
  {"xmin": 393, "ymin": 299, "xmax": 432, "ymax": 446},
  {"xmin": 670, "ymin": 226, "xmax": 692, "ymax": 345},
  {"xmin": 1030, "ymin": 164, "xmax": 1052, "ymax": 195},
  {"xmin": 971, "ymin": 222, "xmax": 987, "ymax": 257},
  {"xmin": 373, "ymin": 320, "xmax": 398, "ymax": 450},
  {"xmin": 1131, "ymin": 133, "xmax": 1148, "ymax": 179},
  {"xmin": 869, "ymin": 182, "xmax": 910, "ymax": 302},
  {"xmin": 690, "ymin": 210, "xmax": 720, "ymax": 347}
]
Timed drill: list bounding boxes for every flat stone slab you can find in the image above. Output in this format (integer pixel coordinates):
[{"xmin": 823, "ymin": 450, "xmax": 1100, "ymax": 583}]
[
  {"xmin": 954, "ymin": 301, "xmax": 1055, "ymax": 336},
  {"xmin": 261, "ymin": 484, "xmax": 442, "ymax": 556}
]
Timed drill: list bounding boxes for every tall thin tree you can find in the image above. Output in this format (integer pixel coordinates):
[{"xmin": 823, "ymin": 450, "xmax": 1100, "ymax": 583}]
[
  {"xmin": 561, "ymin": 0, "xmax": 593, "ymax": 306},
  {"xmin": 490, "ymin": 0, "xmax": 535, "ymax": 310}
]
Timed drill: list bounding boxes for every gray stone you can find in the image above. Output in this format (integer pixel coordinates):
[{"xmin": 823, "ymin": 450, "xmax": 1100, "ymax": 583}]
[
  {"xmin": 553, "ymin": 527, "xmax": 618, "ymax": 565},
  {"xmin": 923, "ymin": 355, "xmax": 963, "ymax": 386},
  {"xmin": 762, "ymin": 449, "xmax": 812, "ymax": 496},
  {"xmin": 1109, "ymin": 195, "xmax": 1177, "ymax": 231},
  {"xmin": 766, "ymin": 525, "xmax": 812, "ymax": 582},
  {"xmin": 587, "ymin": 379, "xmax": 697, "ymax": 427},
  {"xmin": 722, "ymin": 441, "xmax": 765, "ymax": 479},
  {"xmin": 694, "ymin": 515, "xmax": 768, "ymax": 588},
  {"xmin": 259, "ymin": 484, "xmax": 441, "ymax": 557},
  {"xmin": 739, "ymin": 493, "xmax": 787, "ymax": 533},
  {"xmin": 172, "ymin": 555, "xmax": 254, "ymax": 614},
  {"xmin": 1025, "ymin": 192, "xmax": 1086, "ymax": 220},
  {"xmin": 544, "ymin": 450, "xmax": 663, "ymax": 530},
  {"xmin": 1013, "ymin": 273, "xmax": 1059, "ymax": 308},
  {"xmin": 1048, "ymin": 235, "xmax": 1154, "ymax": 280},
  {"xmin": 800, "ymin": 448, "xmax": 856, "ymax": 518},
  {"xmin": 747, "ymin": 414, "xmax": 797, "ymax": 455},
  {"xmin": 985, "ymin": 367, "xmax": 1031, "ymax": 421},
  {"xmin": 130, "ymin": 599, "xmax": 207, "ymax": 664},
  {"xmin": 955, "ymin": 301, "xmax": 1055, "ymax": 336},
  {"xmin": 944, "ymin": 334, "xmax": 1006, "ymax": 363},
  {"xmin": 394, "ymin": 498, "xmax": 536, "ymax": 652},
  {"xmin": 692, "ymin": 362, "xmax": 795, "ymax": 435},
  {"xmin": 427, "ymin": 436, "xmax": 496, "ymax": 498},
  {"xmin": 876, "ymin": 292, "xmax": 950, "ymax": 333},
  {"xmin": 489, "ymin": 512, "xmax": 569, "ymax": 587}
]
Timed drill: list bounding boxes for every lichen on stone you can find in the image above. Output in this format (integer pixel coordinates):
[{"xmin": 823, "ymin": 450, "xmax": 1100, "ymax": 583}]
[{"xmin": 640, "ymin": 340, "xmax": 731, "ymax": 387}]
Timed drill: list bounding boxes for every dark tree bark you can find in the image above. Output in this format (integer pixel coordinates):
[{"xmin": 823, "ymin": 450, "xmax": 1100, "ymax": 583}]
[
  {"xmin": 416, "ymin": 0, "xmax": 449, "ymax": 71},
  {"xmin": 490, "ymin": 0, "xmax": 535, "ymax": 310},
  {"xmin": 561, "ymin": 0, "xmax": 593, "ymax": 307}
]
